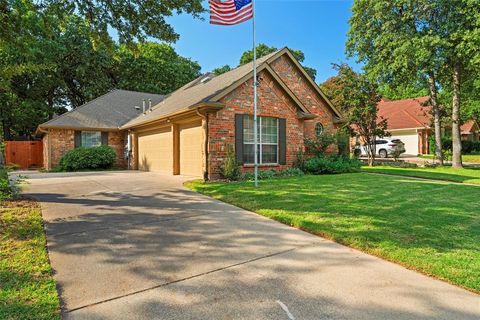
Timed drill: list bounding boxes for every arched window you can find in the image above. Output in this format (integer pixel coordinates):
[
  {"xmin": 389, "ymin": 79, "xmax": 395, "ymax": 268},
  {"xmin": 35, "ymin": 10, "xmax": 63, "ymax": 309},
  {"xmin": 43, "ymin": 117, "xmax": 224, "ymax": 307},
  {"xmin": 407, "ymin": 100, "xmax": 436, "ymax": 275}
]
[{"xmin": 315, "ymin": 123, "xmax": 324, "ymax": 137}]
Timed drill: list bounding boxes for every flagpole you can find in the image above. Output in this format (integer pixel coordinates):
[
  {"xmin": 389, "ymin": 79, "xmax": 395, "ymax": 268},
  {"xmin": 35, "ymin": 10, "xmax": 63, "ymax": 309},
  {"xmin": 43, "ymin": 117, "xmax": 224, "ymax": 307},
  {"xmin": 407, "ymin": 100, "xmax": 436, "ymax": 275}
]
[{"xmin": 252, "ymin": 0, "xmax": 258, "ymax": 187}]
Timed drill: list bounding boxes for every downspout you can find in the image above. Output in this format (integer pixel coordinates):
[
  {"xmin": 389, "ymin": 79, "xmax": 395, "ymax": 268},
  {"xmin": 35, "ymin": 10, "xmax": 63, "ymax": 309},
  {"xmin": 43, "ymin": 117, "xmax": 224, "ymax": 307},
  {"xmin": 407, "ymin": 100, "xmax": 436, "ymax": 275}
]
[{"xmin": 196, "ymin": 109, "xmax": 209, "ymax": 181}]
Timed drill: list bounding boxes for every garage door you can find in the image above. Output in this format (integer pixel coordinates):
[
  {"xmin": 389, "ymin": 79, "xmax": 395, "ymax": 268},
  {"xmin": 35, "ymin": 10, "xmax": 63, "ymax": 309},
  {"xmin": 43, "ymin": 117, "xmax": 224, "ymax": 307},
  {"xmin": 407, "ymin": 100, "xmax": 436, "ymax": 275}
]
[
  {"xmin": 390, "ymin": 132, "xmax": 419, "ymax": 155},
  {"xmin": 137, "ymin": 127, "xmax": 173, "ymax": 172},
  {"xmin": 179, "ymin": 121, "xmax": 203, "ymax": 176}
]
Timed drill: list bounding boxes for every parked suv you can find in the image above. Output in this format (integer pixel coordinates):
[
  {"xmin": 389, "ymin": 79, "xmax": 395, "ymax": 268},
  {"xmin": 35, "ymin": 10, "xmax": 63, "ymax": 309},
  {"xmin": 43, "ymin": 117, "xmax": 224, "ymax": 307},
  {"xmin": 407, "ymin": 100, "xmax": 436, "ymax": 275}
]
[{"xmin": 354, "ymin": 139, "xmax": 406, "ymax": 158}]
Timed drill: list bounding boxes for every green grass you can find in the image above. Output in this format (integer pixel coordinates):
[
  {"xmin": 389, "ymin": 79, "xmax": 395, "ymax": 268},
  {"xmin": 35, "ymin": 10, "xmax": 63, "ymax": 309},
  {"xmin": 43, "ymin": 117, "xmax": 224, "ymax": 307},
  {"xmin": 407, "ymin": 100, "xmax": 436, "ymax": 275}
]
[
  {"xmin": 419, "ymin": 154, "xmax": 480, "ymax": 163},
  {"xmin": 362, "ymin": 165, "xmax": 480, "ymax": 185},
  {"xmin": 187, "ymin": 173, "xmax": 480, "ymax": 293},
  {"xmin": 0, "ymin": 200, "xmax": 60, "ymax": 320}
]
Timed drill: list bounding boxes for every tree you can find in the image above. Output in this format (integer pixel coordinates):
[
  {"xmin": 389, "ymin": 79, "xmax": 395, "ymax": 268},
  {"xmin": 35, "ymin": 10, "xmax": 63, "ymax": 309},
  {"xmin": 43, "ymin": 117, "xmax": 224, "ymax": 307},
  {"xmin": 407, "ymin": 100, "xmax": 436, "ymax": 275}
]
[
  {"xmin": 320, "ymin": 74, "xmax": 346, "ymax": 112},
  {"xmin": 116, "ymin": 43, "xmax": 201, "ymax": 94},
  {"xmin": 347, "ymin": 0, "xmax": 446, "ymax": 165},
  {"xmin": 212, "ymin": 65, "xmax": 232, "ymax": 75},
  {"xmin": 334, "ymin": 64, "xmax": 388, "ymax": 166},
  {"xmin": 31, "ymin": 0, "xmax": 204, "ymax": 44},
  {"xmin": 347, "ymin": 0, "xmax": 480, "ymax": 168},
  {"xmin": 239, "ymin": 43, "xmax": 318, "ymax": 81}
]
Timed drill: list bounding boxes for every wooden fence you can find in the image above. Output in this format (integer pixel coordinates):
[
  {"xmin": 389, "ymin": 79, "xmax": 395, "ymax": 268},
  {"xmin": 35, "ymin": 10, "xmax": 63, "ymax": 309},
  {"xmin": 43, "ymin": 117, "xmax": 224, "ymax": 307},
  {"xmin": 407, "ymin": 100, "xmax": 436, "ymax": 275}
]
[{"xmin": 4, "ymin": 141, "xmax": 43, "ymax": 169}]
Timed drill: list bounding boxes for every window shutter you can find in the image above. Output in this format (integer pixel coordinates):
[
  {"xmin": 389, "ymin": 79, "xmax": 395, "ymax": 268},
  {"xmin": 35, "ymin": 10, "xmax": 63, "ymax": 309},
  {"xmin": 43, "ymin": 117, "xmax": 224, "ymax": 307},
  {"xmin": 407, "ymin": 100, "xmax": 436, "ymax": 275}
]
[
  {"xmin": 74, "ymin": 131, "xmax": 82, "ymax": 148},
  {"xmin": 235, "ymin": 114, "xmax": 244, "ymax": 164},
  {"xmin": 278, "ymin": 118, "xmax": 287, "ymax": 165},
  {"xmin": 101, "ymin": 132, "xmax": 109, "ymax": 146}
]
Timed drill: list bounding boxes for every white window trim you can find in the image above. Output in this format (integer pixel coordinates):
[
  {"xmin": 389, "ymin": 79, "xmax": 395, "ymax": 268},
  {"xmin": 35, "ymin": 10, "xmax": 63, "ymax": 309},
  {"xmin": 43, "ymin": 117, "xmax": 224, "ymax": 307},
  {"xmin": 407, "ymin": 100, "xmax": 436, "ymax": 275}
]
[{"xmin": 244, "ymin": 116, "xmax": 279, "ymax": 165}]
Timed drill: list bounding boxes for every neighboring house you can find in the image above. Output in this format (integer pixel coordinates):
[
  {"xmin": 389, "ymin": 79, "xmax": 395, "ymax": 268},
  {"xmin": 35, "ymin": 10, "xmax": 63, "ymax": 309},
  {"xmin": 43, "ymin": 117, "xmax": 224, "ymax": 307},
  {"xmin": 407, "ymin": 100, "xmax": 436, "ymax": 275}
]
[
  {"xmin": 461, "ymin": 120, "xmax": 480, "ymax": 141},
  {"xmin": 376, "ymin": 97, "xmax": 432, "ymax": 155},
  {"xmin": 37, "ymin": 48, "xmax": 344, "ymax": 178}
]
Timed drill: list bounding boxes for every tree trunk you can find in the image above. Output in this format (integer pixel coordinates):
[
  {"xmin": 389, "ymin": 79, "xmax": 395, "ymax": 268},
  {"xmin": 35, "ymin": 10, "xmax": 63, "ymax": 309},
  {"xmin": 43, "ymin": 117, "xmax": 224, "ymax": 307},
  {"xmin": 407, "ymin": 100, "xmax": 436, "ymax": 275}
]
[
  {"xmin": 428, "ymin": 72, "xmax": 443, "ymax": 165},
  {"xmin": 451, "ymin": 62, "xmax": 463, "ymax": 168}
]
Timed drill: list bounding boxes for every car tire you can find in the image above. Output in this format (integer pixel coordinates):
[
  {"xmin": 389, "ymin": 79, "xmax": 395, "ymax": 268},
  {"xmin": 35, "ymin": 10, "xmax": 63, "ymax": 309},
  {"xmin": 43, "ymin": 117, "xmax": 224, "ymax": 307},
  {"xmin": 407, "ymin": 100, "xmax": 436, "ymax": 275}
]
[{"xmin": 379, "ymin": 149, "xmax": 388, "ymax": 158}]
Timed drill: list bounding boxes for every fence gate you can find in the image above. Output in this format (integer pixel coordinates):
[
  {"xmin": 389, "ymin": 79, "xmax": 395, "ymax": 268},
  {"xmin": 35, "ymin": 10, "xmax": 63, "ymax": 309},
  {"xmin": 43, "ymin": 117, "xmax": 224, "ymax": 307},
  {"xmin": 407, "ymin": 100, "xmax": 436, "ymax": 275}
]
[{"xmin": 5, "ymin": 141, "xmax": 43, "ymax": 169}]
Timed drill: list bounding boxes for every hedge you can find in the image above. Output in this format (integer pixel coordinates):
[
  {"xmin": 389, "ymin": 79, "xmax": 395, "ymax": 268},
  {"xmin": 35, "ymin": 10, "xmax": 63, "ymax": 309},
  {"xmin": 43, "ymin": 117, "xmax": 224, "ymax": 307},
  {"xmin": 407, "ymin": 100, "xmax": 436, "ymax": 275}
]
[{"xmin": 58, "ymin": 146, "xmax": 117, "ymax": 171}]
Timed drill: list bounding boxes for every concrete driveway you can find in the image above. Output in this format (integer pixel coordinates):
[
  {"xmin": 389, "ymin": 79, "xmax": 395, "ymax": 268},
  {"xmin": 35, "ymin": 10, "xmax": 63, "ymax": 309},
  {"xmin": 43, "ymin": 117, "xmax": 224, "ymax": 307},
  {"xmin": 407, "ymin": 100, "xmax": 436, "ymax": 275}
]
[{"xmin": 23, "ymin": 171, "xmax": 479, "ymax": 319}]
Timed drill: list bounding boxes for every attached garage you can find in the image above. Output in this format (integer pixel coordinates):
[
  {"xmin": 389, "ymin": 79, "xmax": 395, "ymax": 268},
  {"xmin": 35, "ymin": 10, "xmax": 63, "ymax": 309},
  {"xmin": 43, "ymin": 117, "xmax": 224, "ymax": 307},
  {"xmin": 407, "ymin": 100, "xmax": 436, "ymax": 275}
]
[
  {"xmin": 389, "ymin": 129, "xmax": 419, "ymax": 155},
  {"xmin": 179, "ymin": 121, "xmax": 204, "ymax": 177},
  {"xmin": 137, "ymin": 127, "xmax": 173, "ymax": 172}
]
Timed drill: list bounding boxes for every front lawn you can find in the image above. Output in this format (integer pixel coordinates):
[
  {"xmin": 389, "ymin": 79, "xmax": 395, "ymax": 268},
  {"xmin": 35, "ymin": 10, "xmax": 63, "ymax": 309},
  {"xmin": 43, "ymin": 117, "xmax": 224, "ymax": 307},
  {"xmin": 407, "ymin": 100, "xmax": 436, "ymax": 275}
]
[
  {"xmin": 0, "ymin": 199, "xmax": 60, "ymax": 320},
  {"xmin": 362, "ymin": 165, "xmax": 480, "ymax": 185},
  {"xmin": 187, "ymin": 173, "xmax": 480, "ymax": 293},
  {"xmin": 419, "ymin": 154, "xmax": 480, "ymax": 164}
]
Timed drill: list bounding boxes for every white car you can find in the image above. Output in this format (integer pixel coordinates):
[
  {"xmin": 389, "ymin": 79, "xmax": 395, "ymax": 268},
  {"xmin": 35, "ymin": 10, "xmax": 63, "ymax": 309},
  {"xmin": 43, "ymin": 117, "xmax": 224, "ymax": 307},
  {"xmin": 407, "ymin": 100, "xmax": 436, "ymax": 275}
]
[{"xmin": 355, "ymin": 139, "xmax": 406, "ymax": 158}]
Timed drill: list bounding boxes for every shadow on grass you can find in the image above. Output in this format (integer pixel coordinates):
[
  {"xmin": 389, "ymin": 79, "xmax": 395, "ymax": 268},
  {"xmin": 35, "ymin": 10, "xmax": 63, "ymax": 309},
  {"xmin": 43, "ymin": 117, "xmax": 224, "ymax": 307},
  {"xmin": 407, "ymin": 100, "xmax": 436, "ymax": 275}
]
[{"xmin": 362, "ymin": 167, "xmax": 480, "ymax": 184}]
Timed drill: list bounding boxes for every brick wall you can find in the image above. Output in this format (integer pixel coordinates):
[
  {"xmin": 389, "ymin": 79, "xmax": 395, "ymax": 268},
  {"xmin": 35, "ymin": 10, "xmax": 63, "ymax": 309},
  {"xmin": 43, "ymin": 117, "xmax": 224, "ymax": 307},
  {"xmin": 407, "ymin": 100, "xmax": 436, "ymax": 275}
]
[
  {"xmin": 44, "ymin": 129, "xmax": 126, "ymax": 169},
  {"xmin": 269, "ymin": 55, "xmax": 338, "ymax": 139}
]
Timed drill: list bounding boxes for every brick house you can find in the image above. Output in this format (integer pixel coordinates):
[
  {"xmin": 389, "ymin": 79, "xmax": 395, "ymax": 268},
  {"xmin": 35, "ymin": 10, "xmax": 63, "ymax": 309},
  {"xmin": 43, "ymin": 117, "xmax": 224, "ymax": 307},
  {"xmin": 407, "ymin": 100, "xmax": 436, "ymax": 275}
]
[{"xmin": 38, "ymin": 48, "xmax": 344, "ymax": 179}]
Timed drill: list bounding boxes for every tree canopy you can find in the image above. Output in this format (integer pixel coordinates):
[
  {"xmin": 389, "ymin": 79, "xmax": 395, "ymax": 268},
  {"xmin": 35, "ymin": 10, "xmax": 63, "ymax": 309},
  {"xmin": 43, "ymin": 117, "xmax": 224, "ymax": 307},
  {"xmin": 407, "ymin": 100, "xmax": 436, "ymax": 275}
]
[
  {"xmin": 239, "ymin": 44, "xmax": 317, "ymax": 81},
  {"xmin": 0, "ymin": 0, "xmax": 203, "ymax": 140},
  {"xmin": 347, "ymin": 0, "xmax": 480, "ymax": 167}
]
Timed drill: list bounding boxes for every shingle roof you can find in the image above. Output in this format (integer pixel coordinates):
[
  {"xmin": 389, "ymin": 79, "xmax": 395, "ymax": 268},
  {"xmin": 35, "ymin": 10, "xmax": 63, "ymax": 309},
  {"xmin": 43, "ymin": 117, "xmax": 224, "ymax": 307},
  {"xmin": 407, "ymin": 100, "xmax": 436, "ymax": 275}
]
[
  {"xmin": 121, "ymin": 50, "xmax": 283, "ymax": 129},
  {"xmin": 461, "ymin": 120, "xmax": 479, "ymax": 134},
  {"xmin": 39, "ymin": 89, "xmax": 164, "ymax": 130},
  {"xmin": 377, "ymin": 97, "xmax": 431, "ymax": 130}
]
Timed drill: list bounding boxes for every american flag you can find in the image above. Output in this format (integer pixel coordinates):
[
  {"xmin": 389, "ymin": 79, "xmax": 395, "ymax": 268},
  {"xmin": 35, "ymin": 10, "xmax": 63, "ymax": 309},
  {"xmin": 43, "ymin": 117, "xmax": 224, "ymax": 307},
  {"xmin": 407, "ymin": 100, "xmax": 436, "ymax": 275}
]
[{"xmin": 209, "ymin": 0, "xmax": 253, "ymax": 25}]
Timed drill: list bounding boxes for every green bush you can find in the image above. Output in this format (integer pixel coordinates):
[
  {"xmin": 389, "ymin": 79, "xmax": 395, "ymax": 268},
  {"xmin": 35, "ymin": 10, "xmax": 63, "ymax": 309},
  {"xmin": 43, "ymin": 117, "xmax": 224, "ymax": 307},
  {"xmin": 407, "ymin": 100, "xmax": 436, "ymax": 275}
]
[
  {"xmin": 220, "ymin": 145, "xmax": 241, "ymax": 181},
  {"xmin": 242, "ymin": 168, "xmax": 304, "ymax": 181},
  {"xmin": 58, "ymin": 146, "xmax": 117, "ymax": 171},
  {"xmin": 335, "ymin": 131, "xmax": 351, "ymax": 156},
  {"xmin": 428, "ymin": 136, "xmax": 480, "ymax": 154},
  {"xmin": 0, "ymin": 169, "xmax": 14, "ymax": 201},
  {"xmin": 304, "ymin": 155, "xmax": 361, "ymax": 174}
]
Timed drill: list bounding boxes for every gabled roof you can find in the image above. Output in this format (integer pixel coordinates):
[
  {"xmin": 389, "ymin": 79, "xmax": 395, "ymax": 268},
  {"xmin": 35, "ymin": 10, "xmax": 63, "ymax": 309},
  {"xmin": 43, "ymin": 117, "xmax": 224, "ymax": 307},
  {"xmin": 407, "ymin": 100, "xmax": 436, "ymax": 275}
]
[
  {"xmin": 39, "ymin": 89, "xmax": 164, "ymax": 130},
  {"xmin": 377, "ymin": 96, "xmax": 431, "ymax": 130},
  {"xmin": 461, "ymin": 120, "xmax": 479, "ymax": 134},
  {"xmin": 122, "ymin": 47, "xmax": 344, "ymax": 129}
]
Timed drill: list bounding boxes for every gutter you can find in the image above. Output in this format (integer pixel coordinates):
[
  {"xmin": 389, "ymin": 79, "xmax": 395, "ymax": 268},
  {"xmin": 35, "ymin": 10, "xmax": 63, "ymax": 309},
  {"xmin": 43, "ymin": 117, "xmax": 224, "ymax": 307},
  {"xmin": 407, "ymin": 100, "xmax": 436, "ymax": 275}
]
[{"xmin": 122, "ymin": 102, "xmax": 224, "ymax": 131}]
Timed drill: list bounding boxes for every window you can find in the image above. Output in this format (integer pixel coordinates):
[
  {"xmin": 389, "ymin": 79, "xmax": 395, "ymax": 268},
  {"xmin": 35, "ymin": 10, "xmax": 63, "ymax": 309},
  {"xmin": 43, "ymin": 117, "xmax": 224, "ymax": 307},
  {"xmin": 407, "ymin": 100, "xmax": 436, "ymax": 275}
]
[
  {"xmin": 315, "ymin": 122, "xmax": 324, "ymax": 137},
  {"xmin": 81, "ymin": 131, "xmax": 102, "ymax": 148},
  {"xmin": 243, "ymin": 116, "xmax": 278, "ymax": 164}
]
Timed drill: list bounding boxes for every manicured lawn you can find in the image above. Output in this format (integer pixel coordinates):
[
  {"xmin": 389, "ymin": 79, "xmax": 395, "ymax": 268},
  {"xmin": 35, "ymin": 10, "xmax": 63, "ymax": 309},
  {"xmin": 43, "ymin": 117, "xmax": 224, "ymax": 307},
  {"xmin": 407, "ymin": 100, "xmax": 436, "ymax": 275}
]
[
  {"xmin": 362, "ymin": 165, "xmax": 480, "ymax": 185},
  {"xmin": 0, "ymin": 199, "xmax": 60, "ymax": 320},
  {"xmin": 419, "ymin": 154, "xmax": 480, "ymax": 164},
  {"xmin": 187, "ymin": 173, "xmax": 480, "ymax": 293}
]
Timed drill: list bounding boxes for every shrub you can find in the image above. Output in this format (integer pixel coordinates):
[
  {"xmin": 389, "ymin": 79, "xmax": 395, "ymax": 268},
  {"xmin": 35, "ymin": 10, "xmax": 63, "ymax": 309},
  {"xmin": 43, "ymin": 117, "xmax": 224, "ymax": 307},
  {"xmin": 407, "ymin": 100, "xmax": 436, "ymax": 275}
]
[
  {"xmin": 391, "ymin": 144, "xmax": 404, "ymax": 161},
  {"xmin": 335, "ymin": 131, "xmax": 351, "ymax": 156},
  {"xmin": 293, "ymin": 151, "xmax": 307, "ymax": 172},
  {"xmin": 220, "ymin": 145, "xmax": 241, "ymax": 181},
  {"xmin": 58, "ymin": 146, "xmax": 116, "ymax": 171},
  {"xmin": 304, "ymin": 155, "xmax": 361, "ymax": 174},
  {"xmin": 305, "ymin": 133, "xmax": 336, "ymax": 156},
  {"xmin": 0, "ymin": 169, "xmax": 16, "ymax": 201},
  {"xmin": 428, "ymin": 136, "xmax": 480, "ymax": 155},
  {"xmin": 242, "ymin": 168, "xmax": 304, "ymax": 181}
]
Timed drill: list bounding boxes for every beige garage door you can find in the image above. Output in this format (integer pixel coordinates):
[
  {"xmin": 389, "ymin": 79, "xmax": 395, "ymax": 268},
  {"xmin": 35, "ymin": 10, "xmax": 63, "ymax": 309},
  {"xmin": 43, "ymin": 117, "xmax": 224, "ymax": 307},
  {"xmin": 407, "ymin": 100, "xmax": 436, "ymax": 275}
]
[
  {"xmin": 137, "ymin": 127, "xmax": 173, "ymax": 172},
  {"xmin": 179, "ymin": 121, "xmax": 203, "ymax": 176}
]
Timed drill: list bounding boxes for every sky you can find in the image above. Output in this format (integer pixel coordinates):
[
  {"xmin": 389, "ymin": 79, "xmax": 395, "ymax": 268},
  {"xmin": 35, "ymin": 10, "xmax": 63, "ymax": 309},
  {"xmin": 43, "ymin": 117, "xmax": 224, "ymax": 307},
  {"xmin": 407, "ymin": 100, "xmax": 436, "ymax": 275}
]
[{"xmin": 163, "ymin": 0, "xmax": 359, "ymax": 83}]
